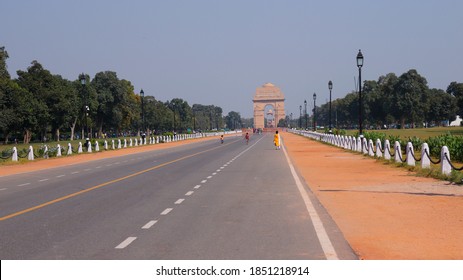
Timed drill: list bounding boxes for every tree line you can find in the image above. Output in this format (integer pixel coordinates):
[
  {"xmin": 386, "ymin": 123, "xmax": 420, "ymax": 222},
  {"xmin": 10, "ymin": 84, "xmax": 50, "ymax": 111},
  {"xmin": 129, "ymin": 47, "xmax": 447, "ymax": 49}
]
[
  {"xmin": 291, "ymin": 69, "xmax": 463, "ymax": 130},
  {"xmin": 0, "ymin": 47, "xmax": 243, "ymax": 144}
]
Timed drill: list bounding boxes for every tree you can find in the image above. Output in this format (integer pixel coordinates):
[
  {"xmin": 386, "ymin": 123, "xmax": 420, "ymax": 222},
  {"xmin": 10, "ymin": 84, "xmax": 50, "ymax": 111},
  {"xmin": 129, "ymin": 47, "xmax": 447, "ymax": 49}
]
[
  {"xmin": 225, "ymin": 111, "xmax": 241, "ymax": 130},
  {"xmin": 0, "ymin": 46, "xmax": 10, "ymax": 80},
  {"xmin": 390, "ymin": 69, "xmax": 429, "ymax": 128},
  {"xmin": 447, "ymin": 82, "xmax": 463, "ymax": 117}
]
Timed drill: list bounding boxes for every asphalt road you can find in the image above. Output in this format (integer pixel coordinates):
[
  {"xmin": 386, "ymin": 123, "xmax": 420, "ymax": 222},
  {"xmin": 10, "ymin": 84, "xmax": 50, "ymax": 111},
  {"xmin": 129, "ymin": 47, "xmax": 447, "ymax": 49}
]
[{"xmin": 0, "ymin": 133, "xmax": 356, "ymax": 259}]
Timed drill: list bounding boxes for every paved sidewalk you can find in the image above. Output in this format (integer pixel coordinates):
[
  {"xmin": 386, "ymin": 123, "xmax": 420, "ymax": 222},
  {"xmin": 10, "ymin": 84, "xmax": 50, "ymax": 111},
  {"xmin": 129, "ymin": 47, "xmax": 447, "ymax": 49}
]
[{"xmin": 282, "ymin": 131, "xmax": 463, "ymax": 259}]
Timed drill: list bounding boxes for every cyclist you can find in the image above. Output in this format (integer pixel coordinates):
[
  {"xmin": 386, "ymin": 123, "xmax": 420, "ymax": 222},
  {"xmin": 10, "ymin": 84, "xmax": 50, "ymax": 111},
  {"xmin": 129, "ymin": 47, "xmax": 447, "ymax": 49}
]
[{"xmin": 220, "ymin": 135, "xmax": 224, "ymax": 144}]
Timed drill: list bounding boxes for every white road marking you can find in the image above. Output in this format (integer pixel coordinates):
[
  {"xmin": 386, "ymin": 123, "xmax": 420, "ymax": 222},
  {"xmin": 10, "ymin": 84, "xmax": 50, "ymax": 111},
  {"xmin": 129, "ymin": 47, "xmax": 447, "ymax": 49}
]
[
  {"xmin": 18, "ymin": 183, "xmax": 30, "ymax": 187},
  {"xmin": 0, "ymin": 188, "xmax": 7, "ymax": 191},
  {"xmin": 56, "ymin": 175, "xmax": 65, "ymax": 178},
  {"xmin": 84, "ymin": 168, "xmax": 91, "ymax": 171},
  {"xmin": 185, "ymin": 191, "xmax": 194, "ymax": 196},
  {"xmin": 115, "ymin": 237, "xmax": 137, "ymax": 249},
  {"xmin": 216, "ymin": 169, "xmax": 221, "ymax": 172},
  {"xmin": 194, "ymin": 185, "xmax": 201, "ymax": 189},
  {"xmin": 212, "ymin": 172, "xmax": 217, "ymax": 175},
  {"xmin": 142, "ymin": 220, "xmax": 158, "ymax": 229},
  {"xmin": 175, "ymin": 199, "xmax": 185, "ymax": 204},
  {"xmin": 220, "ymin": 167, "xmax": 225, "ymax": 169},
  {"xmin": 71, "ymin": 171, "xmax": 79, "ymax": 174},
  {"xmin": 38, "ymin": 179, "xmax": 49, "ymax": 182},
  {"xmin": 207, "ymin": 176, "xmax": 212, "ymax": 179},
  {"xmin": 201, "ymin": 180, "xmax": 207, "ymax": 183},
  {"xmin": 161, "ymin": 208, "xmax": 173, "ymax": 215},
  {"xmin": 281, "ymin": 144, "xmax": 339, "ymax": 260},
  {"xmin": 96, "ymin": 166, "xmax": 102, "ymax": 169},
  {"xmin": 106, "ymin": 164, "xmax": 112, "ymax": 167}
]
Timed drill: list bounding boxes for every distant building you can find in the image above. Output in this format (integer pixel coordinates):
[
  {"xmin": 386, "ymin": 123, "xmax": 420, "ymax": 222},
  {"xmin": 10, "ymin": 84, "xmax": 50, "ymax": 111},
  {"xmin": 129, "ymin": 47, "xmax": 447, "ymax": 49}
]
[{"xmin": 450, "ymin": 115, "xmax": 462, "ymax": 126}]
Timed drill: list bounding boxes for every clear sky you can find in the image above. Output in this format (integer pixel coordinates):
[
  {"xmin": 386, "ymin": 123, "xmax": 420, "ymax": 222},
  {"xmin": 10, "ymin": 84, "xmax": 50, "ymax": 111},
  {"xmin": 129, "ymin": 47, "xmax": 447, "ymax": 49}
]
[{"xmin": 2, "ymin": 0, "xmax": 462, "ymax": 118}]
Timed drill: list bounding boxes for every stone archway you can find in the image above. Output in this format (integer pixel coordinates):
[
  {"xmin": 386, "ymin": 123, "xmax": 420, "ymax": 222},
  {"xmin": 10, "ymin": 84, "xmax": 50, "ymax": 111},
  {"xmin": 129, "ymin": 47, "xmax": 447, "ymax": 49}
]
[{"xmin": 253, "ymin": 83, "xmax": 285, "ymax": 129}]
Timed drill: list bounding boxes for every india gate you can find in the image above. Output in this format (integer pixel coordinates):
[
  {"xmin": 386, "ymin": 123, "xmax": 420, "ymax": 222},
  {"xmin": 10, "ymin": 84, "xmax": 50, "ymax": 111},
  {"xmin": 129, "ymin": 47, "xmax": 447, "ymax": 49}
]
[{"xmin": 253, "ymin": 83, "xmax": 285, "ymax": 129}]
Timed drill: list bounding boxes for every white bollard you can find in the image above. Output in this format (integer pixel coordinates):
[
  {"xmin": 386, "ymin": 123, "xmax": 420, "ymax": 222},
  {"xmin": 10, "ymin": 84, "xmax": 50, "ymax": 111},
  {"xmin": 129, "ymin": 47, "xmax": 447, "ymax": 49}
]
[
  {"xmin": 87, "ymin": 141, "xmax": 92, "ymax": 153},
  {"xmin": 104, "ymin": 140, "xmax": 108, "ymax": 150},
  {"xmin": 441, "ymin": 146, "xmax": 452, "ymax": 176},
  {"xmin": 28, "ymin": 146, "xmax": 34, "ymax": 160},
  {"xmin": 421, "ymin": 143, "xmax": 430, "ymax": 169},
  {"xmin": 12, "ymin": 147, "xmax": 18, "ymax": 161},
  {"xmin": 43, "ymin": 145, "xmax": 49, "ymax": 158},
  {"xmin": 368, "ymin": 139, "xmax": 375, "ymax": 157},
  {"xmin": 67, "ymin": 143, "xmax": 73, "ymax": 155},
  {"xmin": 129, "ymin": 138, "xmax": 133, "ymax": 147},
  {"xmin": 375, "ymin": 139, "xmax": 383, "ymax": 158},
  {"xmin": 384, "ymin": 140, "xmax": 391, "ymax": 160},
  {"xmin": 406, "ymin": 142, "xmax": 415, "ymax": 166},
  {"xmin": 124, "ymin": 139, "xmax": 127, "ymax": 148},
  {"xmin": 394, "ymin": 141, "xmax": 402, "ymax": 163},
  {"xmin": 95, "ymin": 141, "xmax": 100, "ymax": 152},
  {"xmin": 112, "ymin": 139, "xmax": 115, "ymax": 150},
  {"xmin": 78, "ymin": 142, "xmax": 83, "ymax": 153},
  {"xmin": 57, "ymin": 144, "xmax": 62, "ymax": 157},
  {"xmin": 362, "ymin": 137, "xmax": 368, "ymax": 154},
  {"xmin": 117, "ymin": 139, "xmax": 122, "ymax": 149}
]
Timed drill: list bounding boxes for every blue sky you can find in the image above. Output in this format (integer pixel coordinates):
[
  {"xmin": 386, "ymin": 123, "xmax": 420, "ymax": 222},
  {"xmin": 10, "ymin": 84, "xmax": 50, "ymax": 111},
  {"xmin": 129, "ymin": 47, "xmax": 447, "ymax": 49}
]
[{"xmin": 2, "ymin": 0, "xmax": 462, "ymax": 117}]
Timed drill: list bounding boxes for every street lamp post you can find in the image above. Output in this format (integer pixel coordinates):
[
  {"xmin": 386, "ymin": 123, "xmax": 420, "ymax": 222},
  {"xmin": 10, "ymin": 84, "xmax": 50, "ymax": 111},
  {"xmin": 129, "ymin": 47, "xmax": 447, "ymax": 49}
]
[
  {"xmin": 357, "ymin": 49, "xmax": 364, "ymax": 138},
  {"xmin": 304, "ymin": 100, "xmax": 307, "ymax": 129},
  {"xmin": 79, "ymin": 73, "xmax": 90, "ymax": 148},
  {"xmin": 328, "ymin": 80, "xmax": 333, "ymax": 133},
  {"xmin": 299, "ymin": 105, "xmax": 302, "ymax": 129},
  {"xmin": 290, "ymin": 113, "xmax": 293, "ymax": 128},
  {"xmin": 140, "ymin": 89, "xmax": 146, "ymax": 141},
  {"xmin": 313, "ymin": 93, "xmax": 317, "ymax": 131}
]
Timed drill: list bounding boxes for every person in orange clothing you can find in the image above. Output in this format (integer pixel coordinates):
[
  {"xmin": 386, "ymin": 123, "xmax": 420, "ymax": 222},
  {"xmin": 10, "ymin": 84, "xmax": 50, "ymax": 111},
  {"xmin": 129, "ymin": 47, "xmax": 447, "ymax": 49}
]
[{"xmin": 274, "ymin": 130, "xmax": 280, "ymax": 150}]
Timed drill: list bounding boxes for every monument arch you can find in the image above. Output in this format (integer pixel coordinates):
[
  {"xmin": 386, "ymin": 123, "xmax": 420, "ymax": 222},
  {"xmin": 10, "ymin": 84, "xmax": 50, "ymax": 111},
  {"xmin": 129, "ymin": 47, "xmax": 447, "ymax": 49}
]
[{"xmin": 253, "ymin": 83, "xmax": 285, "ymax": 129}]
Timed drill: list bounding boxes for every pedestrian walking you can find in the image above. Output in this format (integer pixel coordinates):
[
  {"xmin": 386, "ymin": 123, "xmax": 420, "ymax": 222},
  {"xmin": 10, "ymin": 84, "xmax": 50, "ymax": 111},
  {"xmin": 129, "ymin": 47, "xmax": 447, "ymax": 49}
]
[{"xmin": 274, "ymin": 130, "xmax": 281, "ymax": 150}]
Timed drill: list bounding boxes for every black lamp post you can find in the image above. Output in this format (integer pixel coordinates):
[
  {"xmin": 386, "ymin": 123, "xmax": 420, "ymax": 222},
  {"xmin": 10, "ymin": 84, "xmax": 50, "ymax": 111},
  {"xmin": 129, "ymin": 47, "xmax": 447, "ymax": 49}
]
[
  {"xmin": 290, "ymin": 113, "xmax": 293, "ymax": 128},
  {"xmin": 299, "ymin": 105, "xmax": 302, "ymax": 129},
  {"xmin": 79, "ymin": 73, "xmax": 90, "ymax": 148},
  {"xmin": 304, "ymin": 100, "xmax": 307, "ymax": 129},
  {"xmin": 313, "ymin": 93, "xmax": 317, "ymax": 131},
  {"xmin": 357, "ymin": 49, "xmax": 364, "ymax": 138},
  {"xmin": 140, "ymin": 89, "xmax": 146, "ymax": 140},
  {"xmin": 328, "ymin": 80, "xmax": 333, "ymax": 133}
]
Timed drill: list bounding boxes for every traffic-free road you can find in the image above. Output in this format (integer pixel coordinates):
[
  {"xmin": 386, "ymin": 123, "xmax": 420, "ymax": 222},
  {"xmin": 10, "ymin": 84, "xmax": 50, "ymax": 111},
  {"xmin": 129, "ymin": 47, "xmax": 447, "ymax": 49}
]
[{"xmin": 0, "ymin": 134, "xmax": 356, "ymax": 259}]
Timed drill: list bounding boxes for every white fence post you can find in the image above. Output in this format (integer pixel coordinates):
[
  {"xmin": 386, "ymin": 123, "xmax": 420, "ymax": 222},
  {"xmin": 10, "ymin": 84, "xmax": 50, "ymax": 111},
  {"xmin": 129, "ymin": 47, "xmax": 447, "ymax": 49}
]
[
  {"xmin": 394, "ymin": 141, "xmax": 402, "ymax": 163},
  {"xmin": 67, "ymin": 143, "xmax": 73, "ymax": 155},
  {"xmin": 406, "ymin": 142, "xmax": 415, "ymax": 166},
  {"xmin": 57, "ymin": 144, "xmax": 62, "ymax": 157},
  {"xmin": 78, "ymin": 142, "xmax": 83, "ymax": 153},
  {"xmin": 421, "ymin": 143, "xmax": 430, "ymax": 169},
  {"xmin": 28, "ymin": 146, "xmax": 34, "ymax": 160},
  {"xmin": 441, "ymin": 146, "xmax": 452, "ymax": 175},
  {"xmin": 384, "ymin": 140, "xmax": 391, "ymax": 160},
  {"xmin": 375, "ymin": 139, "xmax": 383, "ymax": 158},
  {"xmin": 12, "ymin": 147, "xmax": 18, "ymax": 161},
  {"xmin": 95, "ymin": 141, "xmax": 100, "ymax": 152}
]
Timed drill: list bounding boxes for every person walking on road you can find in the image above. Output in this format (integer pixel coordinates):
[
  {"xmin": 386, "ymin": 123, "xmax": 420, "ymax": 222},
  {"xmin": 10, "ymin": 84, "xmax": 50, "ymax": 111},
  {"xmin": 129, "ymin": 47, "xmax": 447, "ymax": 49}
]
[
  {"xmin": 274, "ymin": 130, "xmax": 281, "ymax": 150},
  {"xmin": 245, "ymin": 132, "xmax": 250, "ymax": 145}
]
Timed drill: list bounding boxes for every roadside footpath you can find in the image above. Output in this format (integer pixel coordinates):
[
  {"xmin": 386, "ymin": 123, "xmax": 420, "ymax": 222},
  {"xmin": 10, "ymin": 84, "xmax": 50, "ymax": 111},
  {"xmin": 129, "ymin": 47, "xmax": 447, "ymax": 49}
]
[{"xmin": 282, "ymin": 131, "xmax": 463, "ymax": 259}]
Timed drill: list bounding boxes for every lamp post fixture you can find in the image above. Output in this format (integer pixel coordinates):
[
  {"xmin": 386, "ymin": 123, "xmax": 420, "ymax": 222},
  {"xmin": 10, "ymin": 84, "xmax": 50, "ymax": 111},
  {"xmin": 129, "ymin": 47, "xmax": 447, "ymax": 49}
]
[
  {"xmin": 357, "ymin": 49, "xmax": 364, "ymax": 138},
  {"xmin": 140, "ymin": 89, "xmax": 146, "ymax": 141},
  {"xmin": 328, "ymin": 80, "xmax": 333, "ymax": 133},
  {"xmin": 79, "ymin": 73, "xmax": 90, "ymax": 148},
  {"xmin": 313, "ymin": 92, "xmax": 317, "ymax": 131},
  {"xmin": 299, "ymin": 105, "xmax": 302, "ymax": 129},
  {"xmin": 290, "ymin": 113, "xmax": 293, "ymax": 128},
  {"xmin": 304, "ymin": 100, "xmax": 308, "ymax": 129}
]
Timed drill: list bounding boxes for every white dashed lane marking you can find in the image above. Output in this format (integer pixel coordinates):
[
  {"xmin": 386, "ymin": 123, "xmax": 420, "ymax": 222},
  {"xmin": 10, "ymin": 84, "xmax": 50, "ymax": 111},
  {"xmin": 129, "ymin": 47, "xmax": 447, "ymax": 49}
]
[
  {"xmin": 115, "ymin": 237, "xmax": 137, "ymax": 249},
  {"xmin": 175, "ymin": 199, "xmax": 185, "ymax": 204},
  {"xmin": 38, "ymin": 179, "xmax": 49, "ymax": 182},
  {"xmin": 201, "ymin": 180, "xmax": 207, "ymax": 183},
  {"xmin": 141, "ymin": 220, "xmax": 158, "ymax": 229},
  {"xmin": 161, "ymin": 208, "xmax": 173, "ymax": 215},
  {"xmin": 185, "ymin": 191, "xmax": 194, "ymax": 196},
  {"xmin": 194, "ymin": 185, "xmax": 201, "ymax": 189},
  {"xmin": 0, "ymin": 188, "xmax": 7, "ymax": 191},
  {"xmin": 71, "ymin": 171, "xmax": 79, "ymax": 174},
  {"xmin": 18, "ymin": 183, "xmax": 30, "ymax": 187},
  {"xmin": 56, "ymin": 175, "xmax": 65, "ymax": 178},
  {"xmin": 207, "ymin": 176, "xmax": 212, "ymax": 179}
]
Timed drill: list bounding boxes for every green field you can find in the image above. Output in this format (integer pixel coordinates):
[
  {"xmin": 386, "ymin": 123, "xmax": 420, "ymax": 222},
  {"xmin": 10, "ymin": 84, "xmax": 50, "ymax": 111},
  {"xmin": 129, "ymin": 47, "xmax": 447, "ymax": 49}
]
[{"xmin": 345, "ymin": 126, "xmax": 463, "ymax": 140}]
